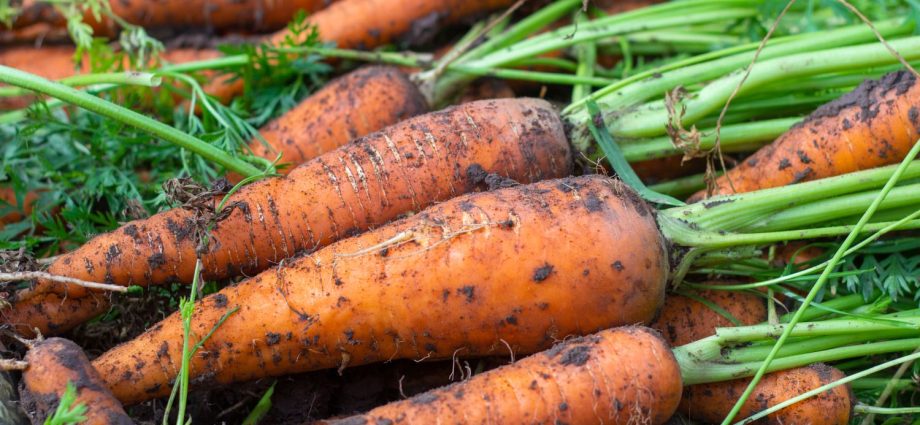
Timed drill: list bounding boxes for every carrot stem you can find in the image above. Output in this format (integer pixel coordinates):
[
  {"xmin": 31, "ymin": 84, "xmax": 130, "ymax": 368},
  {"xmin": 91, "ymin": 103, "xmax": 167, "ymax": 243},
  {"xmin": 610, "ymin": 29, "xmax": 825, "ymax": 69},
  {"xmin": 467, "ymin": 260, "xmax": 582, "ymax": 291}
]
[
  {"xmin": 612, "ymin": 37, "xmax": 920, "ymax": 138},
  {"xmin": 0, "ymin": 65, "xmax": 261, "ymax": 178},
  {"xmin": 0, "ymin": 71, "xmax": 161, "ymax": 97},
  {"xmin": 621, "ymin": 117, "xmax": 797, "ymax": 161}
]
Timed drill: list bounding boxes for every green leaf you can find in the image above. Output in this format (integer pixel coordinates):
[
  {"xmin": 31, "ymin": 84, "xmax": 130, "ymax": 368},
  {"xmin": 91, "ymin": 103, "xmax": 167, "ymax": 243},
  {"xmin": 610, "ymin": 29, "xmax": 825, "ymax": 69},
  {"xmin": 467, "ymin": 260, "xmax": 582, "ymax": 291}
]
[
  {"xmin": 241, "ymin": 382, "xmax": 277, "ymax": 425},
  {"xmin": 584, "ymin": 99, "xmax": 685, "ymax": 207}
]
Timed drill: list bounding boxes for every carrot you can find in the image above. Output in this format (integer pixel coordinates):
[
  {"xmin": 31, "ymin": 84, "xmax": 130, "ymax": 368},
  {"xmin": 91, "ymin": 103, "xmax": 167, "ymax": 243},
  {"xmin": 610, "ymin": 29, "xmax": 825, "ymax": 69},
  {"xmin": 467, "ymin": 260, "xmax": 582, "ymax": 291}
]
[
  {"xmin": 649, "ymin": 286, "xmax": 766, "ymax": 347},
  {"xmin": 1, "ymin": 294, "xmax": 111, "ymax": 338},
  {"xmin": 20, "ymin": 337, "xmax": 132, "ymax": 425},
  {"xmin": 268, "ymin": 0, "xmax": 514, "ymax": 50},
  {"xmin": 243, "ymin": 66, "xmax": 428, "ymax": 177},
  {"xmin": 0, "ymin": 187, "xmax": 38, "ymax": 228},
  {"xmin": 91, "ymin": 175, "xmax": 667, "ymax": 404},
  {"xmin": 318, "ymin": 327, "xmax": 682, "ymax": 425},
  {"xmin": 690, "ymin": 70, "xmax": 920, "ymax": 201},
  {"xmin": 5, "ymin": 0, "xmax": 337, "ymax": 35},
  {"xmin": 8, "ymin": 97, "xmax": 572, "ymax": 335},
  {"xmin": 679, "ymin": 364, "xmax": 852, "ymax": 424}
]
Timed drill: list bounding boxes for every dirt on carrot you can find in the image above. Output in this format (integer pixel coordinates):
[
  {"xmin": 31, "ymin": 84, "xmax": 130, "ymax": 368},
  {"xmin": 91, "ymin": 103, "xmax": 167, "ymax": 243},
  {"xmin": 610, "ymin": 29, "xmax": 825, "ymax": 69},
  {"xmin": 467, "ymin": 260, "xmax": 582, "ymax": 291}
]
[
  {"xmin": 692, "ymin": 70, "xmax": 920, "ymax": 201},
  {"xmin": 20, "ymin": 337, "xmax": 132, "ymax": 425},
  {"xmin": 649, "ymin": 285, "xmax": 766, "ymax": 347},
  {"xmin": 91, "ymin": 175, "xmax": 667, "ymax": 405},
  {"xmin": 242, "ymin": 66, "xmax": 428, "ymax": 177},
  {"xmin": 319, "ymin": 327, "xmax": 682, "ymax": 425}
]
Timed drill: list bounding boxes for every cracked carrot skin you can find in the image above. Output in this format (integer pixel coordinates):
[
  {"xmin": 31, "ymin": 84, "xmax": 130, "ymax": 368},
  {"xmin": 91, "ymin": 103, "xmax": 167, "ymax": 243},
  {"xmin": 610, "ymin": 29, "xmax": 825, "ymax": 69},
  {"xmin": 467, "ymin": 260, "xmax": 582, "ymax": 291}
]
[
  {"xmin": 92, "ymin": 175, "xmax": 668, "ymax": 405},
  {"xmin": 649, "ymin": 285, "xmax": 766, "ymax": 347},
  {"xmin": 680, "ymin": 364, "xmax": 852, "ymax": 424},
  {"xmin": 320, "ymin": 327, "xmax": 682, "ymax": 425},
  {"xmin": 20, "ymin": 338, "xmax": 132, "ymax": 425},
  {"xmin": 10, "ymin": 98, "xmax": 572, "ymax": 334},
  {"xmin": 691, "ymin": 70, "xmax": 920, "ymax": 201},
  {"xmin": 243, "ymin": 66, "xmax": 428, "ymax": 177}
]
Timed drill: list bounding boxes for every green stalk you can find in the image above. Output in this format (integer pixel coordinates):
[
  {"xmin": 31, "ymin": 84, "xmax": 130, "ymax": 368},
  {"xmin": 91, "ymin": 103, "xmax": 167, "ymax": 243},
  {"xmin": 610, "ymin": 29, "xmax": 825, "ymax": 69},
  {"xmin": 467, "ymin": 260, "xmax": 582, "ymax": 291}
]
[
  {"xmin": 743, "ymin": 183, "xmax": 920, "ymax": 232},
  {"xmin": 850, "ymin": 378, "xmax": 916, "ymax": 390},
  {"xmin": 271, "ymin": 46, "xmax": 431, "ymax": 68},
  {"xmin": 722, "ymin": 330, "xmax": 918, "ymax": 363},
  {"xmin": 571, "ymin": 13, "xmax": 596, "ymax": 102},
  {"xmin": 0, "ymin": 71, "xmax": 161, "ymax": 97},
  {"xmin": 715, "ymin": 319, "xmax": 920, "ymax": 342},
  {"xmin": 677, "ymin": 338, "xmax": 920, "ymax": 386},
  {"xmin": 447, "ymin": 66, "xmax": 613, "ymax": 86},
  {"xmin": 564, "ymin": 19, "xmax": 912, "ymax": 117},
  {"xmin": 648, "ymin": 172, "xmax": 715, "ymax": 197},
  {"xmin": 0, "ymin": 65, "xmax": 261, "ymax": 178},
  {"xmin": 620, "ymin": 117, "xmax": 797, "ymax": 161},
  {"xmin": 612, "ymin": 37, "xmax": 920, "ymax": 138}
]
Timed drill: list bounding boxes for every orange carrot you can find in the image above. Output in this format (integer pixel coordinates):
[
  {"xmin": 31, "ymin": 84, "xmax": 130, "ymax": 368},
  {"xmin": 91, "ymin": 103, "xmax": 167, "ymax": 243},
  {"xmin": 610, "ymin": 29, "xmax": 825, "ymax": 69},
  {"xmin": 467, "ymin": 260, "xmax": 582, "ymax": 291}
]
[
  {"xmin": 243, "ymin": 66, "xmax": 428, "ymax": 177},
  {"xmin": 5, "ymin": 0, "xmax": 337, "ymax": 35},
  {"xmin": 691, "ymin": 70, "xmax": 920, "ymax": 201},
  {"xmin": 0, "ymin": 187, "xmax": 38, "ymax": 228},
  {"xmin": 679, "ymin": 364, "xmax": 852, "ymax": 424},
  {"xmin": 1, "ymin": 294, "xmax": 110, "ymax": 337},
  {"xmin": 91, "ymin": 175, "xmax": 667, "ymax": 405},
  {"xmin": 649, "ymin": 286, "xmax": 766, "ymax": 347},
  {"xmin": 7, "ymin": 98, "xmax": 572, "ymax": 336},
  {"xmin": 319, "ymin": 327, "xmax": 682, "ymax": 425},
  {"xmin": 20, "ymin": 337, "xmax": 132, "ymax": 425},
  {"xmin": 268, "ymin": 0, "xmax": 514, "ymax": 50}
]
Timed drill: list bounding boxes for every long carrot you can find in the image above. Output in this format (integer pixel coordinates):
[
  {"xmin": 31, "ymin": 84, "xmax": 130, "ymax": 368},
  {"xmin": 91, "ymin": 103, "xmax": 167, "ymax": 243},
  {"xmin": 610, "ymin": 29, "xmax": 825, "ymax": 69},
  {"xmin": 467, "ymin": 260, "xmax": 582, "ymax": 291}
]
[
  {"xmin": 20, "ymin": 337, "xmax": 133, "ymax": 425},
  {"xmin": 243, "ymin": 66, "xmax": 428, "ymax": 177},
  {"xmin": 318, "ymin": 327, "xmax": 682, "ymax": 425},
  {"xmin": 679, "ymin": 364, "xmax": 852, "ymax": 424},
  {"xmin": 691, "ymin": 70, "xmax": 920, "ymax": 201},
  {"xmin": 7, "ymin": 97, "xmax": 572, "ymax": 335},
  {"xmin": 91, "ymin": 175, "xmax": 667, "ymax": 404},
  {"xmin": 268, "ymin": 0, "xmax": 514, "ymax": 50},
  {"xmin": 649, "ymin": 286, "xmax": 766, "ymax": 347},
  {"xmin": 5, "ymin": 0, "xmax": 337, "ymax": 35}
]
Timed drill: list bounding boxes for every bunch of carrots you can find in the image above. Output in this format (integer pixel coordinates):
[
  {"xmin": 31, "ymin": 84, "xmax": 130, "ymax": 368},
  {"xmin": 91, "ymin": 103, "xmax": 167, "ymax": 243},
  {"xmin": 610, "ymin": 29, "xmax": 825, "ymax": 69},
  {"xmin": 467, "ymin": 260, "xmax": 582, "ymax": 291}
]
[{"xmin": 0, "ymin": 0, "xmax": 919, "ymax": 424}]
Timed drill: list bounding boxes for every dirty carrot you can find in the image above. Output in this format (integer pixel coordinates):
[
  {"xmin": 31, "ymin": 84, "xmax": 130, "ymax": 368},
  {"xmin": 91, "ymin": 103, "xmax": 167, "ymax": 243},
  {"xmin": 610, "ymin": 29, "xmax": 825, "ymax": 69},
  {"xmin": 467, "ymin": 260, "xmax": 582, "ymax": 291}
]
[
  {"xmin": 691, "ymin": 70, "xmax": 920, "ymax": 201},
  {"xmin": 268, "ymin": 0, "xmax": 515, "ymax": 51},
  {"xmin": 319, "ymin": 327, "xmax": 682, "ymax": 425},
  {"xmin": 20, "ymin": 337, "xmax": 133, "ymax": 425},
  {"xmin": 680, "ymin": 364, "xmax": 852, "ymax": 424},
  {"xmin": 9, "ymin": 97, "xmax": 572, "ymax": 335},
  {"xmin": 92, "ymin": 175, "xmax": 668, "ymax": 404},
  {"xmin": 242, "ymin": 66, "xmax": 428, "ymax": 177},
  {"xmin": 5, "ymin": 0, "xmax": 337, "ymax": 35},
  {"xmin": 649, "ymin": 285, "xmax": 766, "ymax": 347}
]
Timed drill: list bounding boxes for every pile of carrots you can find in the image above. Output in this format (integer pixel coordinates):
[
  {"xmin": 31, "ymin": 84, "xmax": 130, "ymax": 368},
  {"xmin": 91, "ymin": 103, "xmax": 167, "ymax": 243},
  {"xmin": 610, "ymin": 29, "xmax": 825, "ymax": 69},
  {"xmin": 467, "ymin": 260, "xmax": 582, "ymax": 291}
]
[{"xmin": 1, "ymin": 0, "xmax": 919, "ymax": 424}]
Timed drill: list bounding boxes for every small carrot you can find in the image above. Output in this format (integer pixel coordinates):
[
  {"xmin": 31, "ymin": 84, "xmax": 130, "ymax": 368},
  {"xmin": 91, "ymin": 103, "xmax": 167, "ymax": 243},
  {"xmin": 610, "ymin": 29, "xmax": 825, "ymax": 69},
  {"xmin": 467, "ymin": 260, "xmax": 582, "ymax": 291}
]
[
  {"xmin": 20, "ymin": 337, "xmax": 132, "ymax": 425},
  {"xmin": 649, "ymin": 286, "xmax": 766, "ymax": 347},
  {"xmin": 91, "ymin": 175, "xmax": 667, "ymax": 404},
  {"xmin": 691, "ymin": 70, "xmax": 920, "ymax": 201},
  {"xmin": 0, "ymin": 187, "xmax": 38, "ymax": 228},
  {"xmin": 8, "ymin": 98, "xmax": 572, "ymax": 335},
  {"xmin": 243, "ymin": 66, "xmax": 428, "ymax": 177},
  {"xmin": 679, "ymin": 364, "xmax": 852, "ymax": 425},
  {"xmin": 318, "ymin": 327, "xmax": 682, "ymax": 425},
  {"xmin": 1, "ymin": 293, "xmax": 111, "ymax": 338}
]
